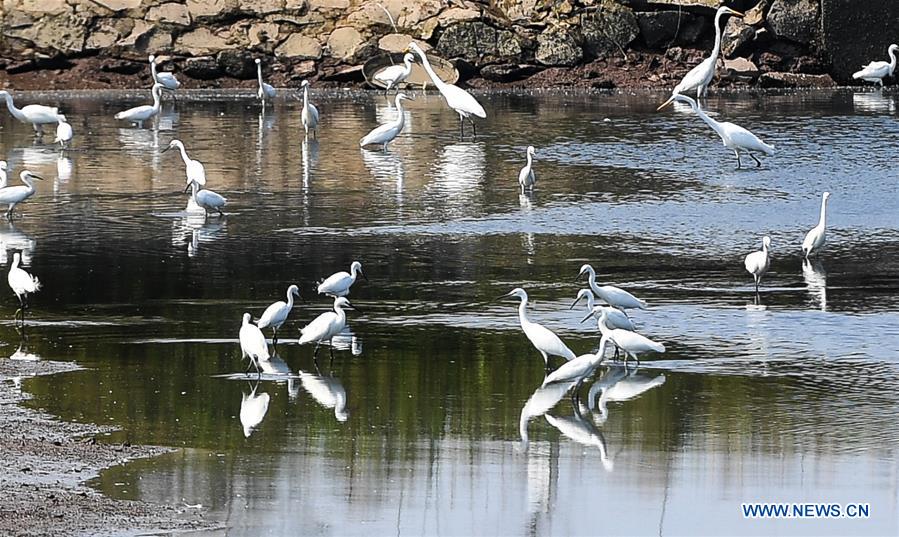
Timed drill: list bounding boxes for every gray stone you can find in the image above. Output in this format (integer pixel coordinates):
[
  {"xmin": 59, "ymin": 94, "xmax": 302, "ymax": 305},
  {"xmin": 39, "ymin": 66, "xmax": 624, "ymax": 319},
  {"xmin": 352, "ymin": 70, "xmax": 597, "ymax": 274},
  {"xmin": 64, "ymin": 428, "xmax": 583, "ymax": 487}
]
[
  {"xmin": 216, "ymin": 49, "xmax": 256, "ymax": 78},
  {"xmin": 767, "ymin": 0, "xmax": 817, "ymax": 45},
  {"xmin": 535, "ymin": 29, "xmax": 583, "ymax": 66},
  {"xmin": 436, "ymin": 22, "xmax": 523, "ymax": 66},
  {"xmin": 758, "ymin": 72, "xmax": 836, "ymax": 88},
  {"xmin": 636, "ymin": 11, "xmax": 704, "ymax": 47},
  {"xmin": 183, "ymin": 56, "xmax": 222, "ymax": 79},
  {"xmin": 581, "ymin": 0, "xmax": 639, "ymax": 58},
  {"xmin": 722, "ymin": 17, "xmax": 754, "ymax": 58},
  {"xmin": 722, "ymin": 57, "xmax": 759, "ymax": 81}
]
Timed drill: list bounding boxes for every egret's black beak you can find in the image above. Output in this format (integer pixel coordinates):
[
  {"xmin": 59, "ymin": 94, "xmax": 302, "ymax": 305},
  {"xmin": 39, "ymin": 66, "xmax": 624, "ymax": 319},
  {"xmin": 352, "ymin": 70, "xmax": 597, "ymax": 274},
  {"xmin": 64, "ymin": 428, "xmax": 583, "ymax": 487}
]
[
  {"xmin": 183, "ymin": 182, "xmax": 191, "ymax": 193},
  {"xmin": 580, "ymin": 311, "xmax": 594, "ymax": 324},
  {"xmin": 30, "ymin": 174, "xmax": 44, "ymax": 181},
  {"xmin": 574, "ymin": 272, "xmax": 585, "ymax": 282},
  {"xmin": 360, "ymin": 270, "xmax": 369, "ymax": 282},
  {"xmin": 569, "ymin": 296, "xmax": 582, "ymax": 310},
  {"xmin": 161, "ymin": 146, "xmax": 171, "ymax": 154},
  {"xmin": 495, "ymin": 292, "xmax": 512, "ymax": 302},
  {"xmin": 348, "ymin": 303, "xmax": 363, "ymax": 315}
]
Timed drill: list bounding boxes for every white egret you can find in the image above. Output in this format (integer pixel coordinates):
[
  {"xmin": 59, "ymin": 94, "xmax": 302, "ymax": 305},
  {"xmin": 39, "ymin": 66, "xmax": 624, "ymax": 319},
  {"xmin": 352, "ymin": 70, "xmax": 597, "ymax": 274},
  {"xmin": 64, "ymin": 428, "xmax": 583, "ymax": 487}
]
[
  {"xmin": 583, "ymin": 308, "xmax": 665, "ymax": 366},
  {"xmin": 239, "ymin": 383, "xmax": 270, "ymax": 437},
  {"xmin": 317, "ymin": 261, "xmax": 366, "ymax": 297},
  {"xmin": 0, "ymin": 90, "xmax": 61, "ymax": 134},
  {"xmin": 301, "ymin": 80, "xmax": 319, "ymax": 137},
  {"xmin": 115, "ymin": 83, "xmax": 164, "ymax": 128},
  {"xmin": 162, "ymin": 139, "xmax": 207, "ymax": 187},
  {"xmin": 298, "ymin": 296, "xmax": 360, "ymax": 360},
  {"xmin": 149, "ymin": 55, "xmax": 181, "ymax": 90},
  {"xmin": 0, "ymin": 161, "xmax": 7, "ymax": 189},
  {"xmin": 0, "ymin": 171, "xmax": 42, "ymax": 220},
  {"xmin": 671, "ymin": 94, "xmax": 775, "ymax": 169},
  {"xmin": 657, "ymin": 6, "xmax": 744, "ymax": 109},
  {"xmin": 852, "ymin": 44, "xmax": 899, "ymax": 86},
  {"xmin": 744, "ymin": 235, "xmax": 771, "ymax": 293},
  {"xmin": 54, "ymin": 114, "xmax": 73, "ymax": 149},
  {"xmin": 255, "ymin": 58, "xmax": 277, "ymax": 101},
  {"xmin": 569, "ymin": 289, "xmax": 635, "ymax": 331},
  {"xmin": 577, "ymin": 264, "xmax": 646, "ymax": 310},
  {"xmin": 407, "ymin": 42, "xmax": 486, "ymax": 137},
  {"xmin": 501, "ymin": 287, "xmax": 576, "ymax": 367},
  {"xmin": 373, "ymin": 53, "xmax": 415, "ymax": 94},
  {"xmin": 802, "ymin": 191, "xmax": 831, "ymax": 258},
  {"xmin": 542, "ymin": 337, "xmax": 608, "ymax": 386},
  {"xmin": 257, "ymin": 284, "xmax": 301, "ymax": 344},
  {"xmin": 186, "ymin": 181, "xmax": 227, "ymax": 217},
  {"xmin": 299, "ymin": 370, "xmax": 348, "ymax": 422},
  {"xmin": 8, "ymin": 252, "xmax": 40, "ymax": 319},
  {"xmin": 518, "ymin": 146, "xmax": 536, "ymax": 192},
  {"xmin": 360, "ymin": 92, "xmax": 412, "ymax": 150},
  {"xmin": 239, "ymin": 312, "xmax": 270, "ymax": 374}
]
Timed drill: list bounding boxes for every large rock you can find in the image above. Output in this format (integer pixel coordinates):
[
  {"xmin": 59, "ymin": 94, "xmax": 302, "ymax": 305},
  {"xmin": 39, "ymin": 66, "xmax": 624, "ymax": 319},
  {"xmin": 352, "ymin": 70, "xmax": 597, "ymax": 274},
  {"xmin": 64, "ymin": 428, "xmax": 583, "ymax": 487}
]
[
  {"xmin": 636, "ymin": 11, "xmax": 704, "ymax": 47},
  {"xmin": 722, "ymin": 17, "xmax": 754, "ymax": 58},
  {"xmin": 4, "ymin": 14, "xmax": 89, "ymax": 54},
  {"xmin": 327, "ymin": 27, "xmax": 363, "ymax": 60},
  {"xmin": 581, "ymin": 0, "xmax": 639, "ymax": 58},
  {"xmin": 216, "ymin": 50, "xmax": 256, "ymax": 78},
  {"xmin": 436, "ymin": 21, "xmax": 523, "ymax": 66},
  {"xmin": 4, "ymin": 0, "xmax": 69, "ymax": 16},
  {"xmin": 186, "ymin": 0, "xmax": 239, "ymax": 20},
  {"xmin": 91, "ymin": 0, "xmax": 143, "ymax": 11},
  {"xmin": 767, "ymin": 0, "xmax": 817, "ymax": 45},
  {"xmin": 183, "ymin": 56, "xmax": 222, "ymax": 79},
  {"xmin": 377, "ymin": 33, "xmax": 430, "ymax": 53},
  {"xmin": 113, "ymin": 20, "xmax": 173, "ymax": 58},
  {"xmin": 176, "ymin": 28, "xmax": 235, "ymax": 55},
  {"xmin": 758, "ymin": 72, "xmax": 836, "ymax": 88},
  {"xmin": 85, "ymin": 17, "xmax": 135, "ymax": 50},
  {"xmin": 722, "ymin": 57, "xmax": 759, "ymax": 81},
  {"xmin": 535, "ymin": 28, "xmax": 583, "ymax": 66},
  {"xmin": 437, "ymin": 7, "xmax": 481, "ymax": 26},
  {"xmin": 275, "ymin": 34, "xmax": 322, "ymax": 59},
  {"xmin": 239, "ymin": 0, "xmax": 285, "ymax": 14},
  {"xmin": 248, "ymin": 22, "xmax": 280, "ymax": 49},
  {"xmin": 146, "ymin": 3, "xmax": 192, "ymax": 26}
]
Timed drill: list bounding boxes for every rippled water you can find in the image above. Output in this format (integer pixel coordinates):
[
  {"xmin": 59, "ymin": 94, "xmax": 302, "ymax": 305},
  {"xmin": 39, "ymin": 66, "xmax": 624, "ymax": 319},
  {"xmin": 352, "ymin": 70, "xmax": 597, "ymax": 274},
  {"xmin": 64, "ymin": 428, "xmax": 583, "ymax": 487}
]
[{"xmin": 5, "ymin": 88, "xmax": 899, "ymax": 536}]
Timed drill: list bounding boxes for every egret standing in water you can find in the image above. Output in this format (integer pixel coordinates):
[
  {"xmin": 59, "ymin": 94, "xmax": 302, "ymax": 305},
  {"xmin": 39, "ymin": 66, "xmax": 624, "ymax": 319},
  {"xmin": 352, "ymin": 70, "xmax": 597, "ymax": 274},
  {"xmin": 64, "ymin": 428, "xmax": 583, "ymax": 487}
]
[
  {"xmin": 373, "ymin": 53, "xmax": 415, "ymax": 94},
  {"xmin": 186, "ymin": 179, "xmax": 227, "ymax": 217},
  {"xmin": 149, "ymin": 55, "xmax": 180, "ymax": 91},
  {"xmin": 8, "ymin": 252, "xmax": 40, "ymax": 322},
  {"xmin": 239, "ymin": 312, "xmax": 269, "ymax": 374},
  {"xmin": 0, "ymin": 171, "xmax": 42, "ymax": 220},
  {"xmin": 0, "ymin": 90, "xmax": 61, "ymax": 134},
  {"xmin": 257, "ymin": 284, "xmax": 302, "ymax": 345},
  {"xmin": 853, "ymin": 44, "xmax": 899, "ymax": 87},
  {"xmin": 360, "ymin": 93, "xmax": 412, "ymax": 150},
  {"xmin": 54, "ymin": 114, "xmax": 73, "ymax": 149},
  {"xmin": 802, "ymin": 191, "xmax": 831, "ymax": 258},
  {"xmin": 569, "ymin": 289, "xmax": 636, "ymax": 331},
  {"xmin": 301, "ymin": 80, "xmax": 319, "ymax": 137},
  {"xmin": 317, "ymin": 261, "xmax": 366, "ymax": 297},
  {"xmin": 407, "ymin": 42, "xmax": 486, "ymax": 137},
  {"xmin": 577, "ymin": 264, "xmax": 646, "ymax": 311},
  {"xmin": 670, "ymin": 95, "xmax": 775, "ymax": 169},
  {"xmin": 163, "ymin": 139, "xmax": 206, "ymax": 187},
  {"xmin": 657, "ymin": 6, "xmax": 744, "ymax": 109},
  {"xmin": 542, "ymin": 337, "xmax": 608, "ymax": 386},
  {"xmin": 582, "ymin": 308, "xmax": 665, "ymax": 365},
  {"xmin": 744, "ymin": 236, "xmax": 771, "ymax": 293},
  {"xmin": 500, "ymin": 287, "xmax": 576, "ymax": 368},
  {"xmin": 518, "ymin": 146, "xmax": 537, "ymax": 192},
  {"xmin": 298, "ymin": 296, "xmax": 360, "ymax": 360},
  {"xmin": 115, "ymin": 83, "xmax": 163, "ymax": 128},
  {"xmin": 255, "ymin": 58, "xmax": 277, "ymax": 102}
]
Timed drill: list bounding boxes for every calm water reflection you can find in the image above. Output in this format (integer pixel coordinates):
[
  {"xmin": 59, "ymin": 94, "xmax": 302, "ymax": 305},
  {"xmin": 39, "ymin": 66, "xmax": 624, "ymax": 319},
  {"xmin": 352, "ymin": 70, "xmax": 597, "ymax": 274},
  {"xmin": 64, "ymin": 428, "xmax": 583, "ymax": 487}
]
[{"xmin": 4, "ymin": 89, "xmax": 899, "ymax": 535}]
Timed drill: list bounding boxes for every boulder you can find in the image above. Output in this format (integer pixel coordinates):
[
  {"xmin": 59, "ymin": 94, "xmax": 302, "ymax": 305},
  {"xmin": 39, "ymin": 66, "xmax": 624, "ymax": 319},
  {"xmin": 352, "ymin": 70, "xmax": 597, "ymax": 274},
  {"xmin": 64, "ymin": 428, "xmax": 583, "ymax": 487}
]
[
  {"xmin": 91, "ymin": 0, "xmax": 142, "ymax": 11},
  {"xmin": 722, "ymin": 57, "xmax": 759, "ymax": 81},
  {"xmin": 5, "ymin": 0, "xmax": 68, "ymax": 16},
  {"xmin": 437, "ymin": 7, "xmax": 481, "ymax": 26},
  {"xmin": 758, "ymin": 72, "xmax": 836, "ymax": 88},
  {"xmin": 186, "ymin": 0, "xmax": 239, "ymax": 20},
  {"xmin": 767, "ymin": 0, "xmax": 817, "ymax": 45},
  {"xmin": 248, "ymin": 22, "xmax": 280, "ymax": 49},
  {"xmin": 292, "ymin": 59, "xmax": 316, "ymax": 78},
  {"xmin": 216, "ymin": 50, "xmax": 256, "ymax": 78},
  {"xmin": 636, "ymin": 11, "xmax": 705, "ymax": 47},
  {"xmin": 722, "ymin": 17, "xmax": 754, "ymax": 58},
  {"xmin": 742, "ymin": 0, "xmax": 769, "ymax": 26},
  {"xmin": 146, "ymin": 3, "xmax": 192, "ymax": 26},
  {"xmin": 275, "ymin": 34, "xmax": 322, "ymax": 59},
  {"xmin": 308, "ymin": 0, "xmax": 349, "ymax": 10},
  {"xmin": 480, "ymin": 63, "xmax": 541, "ymax": 82},
  {"xmin": 4, "ymin": 14, "xmax": 89, "ymax": 54},
  {"xmin": 535, "ymin": 28, "xmax": 583, "ymax": 66},
  {"xmin": 436, "ymin": 21, "xmax": 523, "ymax": 66},
  {"xmin": 183, "ymin": 56, "xmax": 222, "ymax": 79},
  {"xmin": 377, "ymin": 33, "xmax": 430, "ymax": 53},
  {"xmin": 176, "ymin": 28, "xmax": 235, "ymax": 55},
  {"xmin": 327, "ymin": 27, "xmax": 364, "ymax": 60},
  {"xmin": 238, "ymin": 0, "xmax": 285, "ymax": 14},
  {"xmin": 581, "ymin": 0, "xmax": 639, "ymax": 58},
  {"xmin": 85, "ymin": 18, "xmax": 135, "ymax": 50}
]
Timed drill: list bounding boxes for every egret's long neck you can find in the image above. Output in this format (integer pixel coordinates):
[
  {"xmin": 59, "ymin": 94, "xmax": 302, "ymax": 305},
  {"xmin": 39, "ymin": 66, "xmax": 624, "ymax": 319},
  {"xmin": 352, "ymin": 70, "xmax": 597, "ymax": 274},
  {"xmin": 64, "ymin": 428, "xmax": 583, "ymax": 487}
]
[
  {"xmin": 189, "ymin": 181, "xmax": 199, "ymax": 201},
  {"xmin": 2, "ymin": 94, "xmax": 26, "ymax": 122},
  {"xmin": 285, "ymin": 290, "xmax": 295, "ymax": 309},
  {"xmin": 10, "ymin": 255, "xmax": 19, "ymax": 270},
  {"xmin": 334, "ymin": 304, "xmax": 347, "ymax": 323},
  {"xmin": 394, "ymin": 98, "xmax": 406, "ymax": 128},
  {"xmin": 21, "ymin": 176, "xmax": 36, "ymax": 193},
  {"xmin": 585, "ymin": 268, "xmax": 602, "ymax": 297},
  {"xmin": 889, "ymin": 48, "xmax": 898, "ymax": 75},
  {"xmin": 695, "ymin": 105, "xmax": 728, "ymax": 140},
  {"xmin": 597, "ymin": 315, "xmax": 611, "ymax": 337},
  {"xmin": 403, "ymin": 57, "xmax": 414, "ymax": 78},
  {"xmin": 818, "ymin": 197, "xmax": 828, "ymax": 228},
  {"xmin": 177, "ymin": 144, "xmax": 191, "ymax": 166},
  {"xmin": 584, "ymin": 293, "xmax": 595, "ymax": 311},
  {"xmin": 414, "ymin": 49, "xmax": 446, "ymax": 90},
  {"xmin": 762, "ymin": 241, "xmax": 769, "ymax": 256},
  {"xmin": 517, "ymin": 297, "xmax": 530, "ymax": 325},
  {"xmin": 711, "ymin": 10, "xmax": 726, "ymax": 60},
  {"xmin": 303, "ymin": 86, "xmax": 309, "ymax": 109},
  {"xmin": 150, "ymin": 61, "xmax": 160, "ymax": 84},
  {"xmin": 151, "ymin": 88, "xmax": 161, "ymax": 112},
  {"xmin": 525, "ymin": 151, "xmax": 533, "ymax": 169},
  {"xmin": 257, "ymin": 64, "xmax": 264, "ymax": 89}
]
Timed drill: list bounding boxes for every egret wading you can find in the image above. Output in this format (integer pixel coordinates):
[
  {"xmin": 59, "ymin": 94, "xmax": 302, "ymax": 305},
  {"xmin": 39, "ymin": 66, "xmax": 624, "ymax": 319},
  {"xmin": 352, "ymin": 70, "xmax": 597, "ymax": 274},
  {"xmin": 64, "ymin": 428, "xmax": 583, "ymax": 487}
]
[
  {"xmin": 115, "ymin": 83, "xmax": 164, "ymax": 128},
  {"xmin": 671, "ymin": 94, "xmax": 775, "ymax": 169},
  {"xmin": 577, "ymin": 264, "xmax": 647, "ymax": 310},
  {"xmin": 407, "ymin": 42, "xmax": 486, "ymax": 137},
  {"xmin": 373, "ymin": 53, "xmax": 415, "ymax": 94},
  {"xmin": 853, "ymin": 44, "xmax": 899, "ymax": 87},
  {"xmin": 518, "ymin": 146, "xmax": 537, "ymax": 192},
  {"xmin": 500, "ymin": 287, "xmax": 576, "ymax": 368},
  {"xmin": 239, "ymin": 312, "xmax": 269, "ymax": 375},
  {"xmin": 542, "ymin": 336, "xmax": 608, "ymax": 387},
  {"xmin": 360, "ymin": 93, "xmax": 412, "ymax": 150},
  {"xmin": 744, "ymin": 236, "xmax": 771, "ymax": 293},
  {"xmin": 186, "ymin": 180, "xmax": 227, "ymax": 217},
  {"xmin": 255, "ymin": 58, "xmax": 277, "ymax": 102},
  {"xmin": 317, "ymin": 261, "xmax": 366, "ymax": 297},
  {"xmin": 54, "ymin": 114, "xmax": 73, "ymax": 149},
  {"xmin": 257, "ymin": 284, "xmax": 301, "ymax": 345},
  {"xmin": 149, "ymin": 55, "xmax": 180, "ymax": 91},
  {"xmin": 802, "ymin": 191, "xmax": 831, "ymax": 259},
  {"xmin": 162, "ymin": 139, "xmax": 207, "ymax": 187},
  {"xmin": 8, "ymin": 252, "xmax": 40, "ymax": 321},
  {"xmin": 0, "ymin": 90, "xmax": 61, "ymax": 134},
  {"xmin": 582, "ymin": 308, "xmax": 665, "ymax": 366},
  {"xmin": 301, "ymin": 80, "xmax": 320, "ymax": 137},
  {"xmin": 657, "ymin": 6, "xmax": 744, "ymax": 109},
  {"xmin": 0, "ymin": 171, "xmax": 42, "ymax": 220},
  {"xmin": 569, "ymin": 289, "xmax": 635, "ymax": 331},
  {"xmin": 298, "ymin": 296, "xmax": 361, "ymax": 361}
]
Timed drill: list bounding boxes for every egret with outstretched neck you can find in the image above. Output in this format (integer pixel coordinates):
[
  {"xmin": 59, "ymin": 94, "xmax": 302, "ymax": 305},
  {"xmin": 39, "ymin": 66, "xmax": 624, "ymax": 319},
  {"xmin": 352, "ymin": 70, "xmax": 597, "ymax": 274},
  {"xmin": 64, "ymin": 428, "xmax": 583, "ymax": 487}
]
[
  {"xmin": 853, "ymin": 44, "xmax": 899, "ymax": 86},
  {"xmin": 163, "ymin": 139, "xmax": 207, "ymax": 187},
  {"xmin": 583, "ymin": 308, "xmax": 665, "ymax": 365},
  {"xmin": 518, "ymin": 146, "xmax": 536, "ymax": 192},
  {"xmin": 0, "ymin": 90, "xmax": 61, "ymax": 134},
  {"xmin": 744, "ymin": 236, "xmax": 771, "ymax": 293},
  {"xmin": 7, "ymin": 252, "xmax": 40, "ymax": 322},
  {"xmin": 501, "ymin": 287, "xmax": 576, "ymax": 368},
  {"xmin": 570, "ymin": 289, "xmax": 636, "ymax": 331},
  {"xmin": 239, "ymin": 312, "xmax": 269, "ymax": 374},
  {"xmin": 149, "ymin": 55, "xmax": 180, "ymax": 91},
  {"xmin": 542, "ymin": 336, "xmax": 608, "ymax": 386},
  {"xmin": 298, "ymin": 296, "xmax": 360, "ymax": 360},
  {"xmin": 802, "ymin": 191, "xmax": 831, "ymax": 258},
  {"xmin": 301, "ymin": 80, "xmax": 319, "ymax": 137},
  {"xmin": 255, "ymin": 58, "xmax": 277, "ymax": 101},
  {"xmin": 115, "ymin": 84, "xmax": 164, "ymax": 128},
  {"xmin": 0, "ymin": 171, "xmax": 42, "ymax": 220},
  {"xmin": 407, "ymin": 42, "xmax": 486, "ymax": 137},
  {"xmin": 360, "ymin": 93, "xmax": 412, "ymax": 150},
  {"xmin": 577, "ymin": 264, "xmax": 646, "ymax": 310},
  {"xmin": 257, "ymin": 284, "xmax": 301, "ymax": 344},
  {"xmin": 373, "ymin": 53, "xmax": 415, "ymax": 94},
  {"xmin": 318, "ymin": 261, "xmax": 366, "ymax": 297}
]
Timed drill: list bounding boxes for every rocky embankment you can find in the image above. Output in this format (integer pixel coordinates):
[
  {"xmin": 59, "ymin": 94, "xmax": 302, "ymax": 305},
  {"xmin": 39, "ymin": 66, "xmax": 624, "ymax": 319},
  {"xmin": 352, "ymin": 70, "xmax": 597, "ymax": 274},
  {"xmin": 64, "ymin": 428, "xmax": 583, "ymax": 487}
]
[{"xmin": 0, "ymin": 1, "xmax": 893, "ymax": 89}]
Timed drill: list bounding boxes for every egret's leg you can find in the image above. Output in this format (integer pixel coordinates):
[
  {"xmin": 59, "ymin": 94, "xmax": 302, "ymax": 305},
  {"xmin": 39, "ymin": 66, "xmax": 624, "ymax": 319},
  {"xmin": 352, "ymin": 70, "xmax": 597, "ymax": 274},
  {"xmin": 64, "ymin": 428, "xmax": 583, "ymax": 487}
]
[
  {"xmin": 272, "ymin": 328, "xmax": 278, "ymax": 347},
  {"xmin": 540, "ymin": 351, "xmax": 550, "ymax": 371},
  {"xmin": 468, "ymin": 117, "xmax": 477, "ymax": 137},
  {"xmin": 734, "ymin": 150, "xmax": 742, "ymax": 169},
  {"xmin": 329, "ymin": 344, "xmax": 335, "ymax": 367},
  {"xmin": 459, "ymin": 114, "xmax": 465, "ymax": 139},
  {"xmin": 749, "ymin": 153, "xmax": 762, "ymax": 167},
  {"xmin": 217, "ymin": 208, "xmax": 224, "ymax": 217}
]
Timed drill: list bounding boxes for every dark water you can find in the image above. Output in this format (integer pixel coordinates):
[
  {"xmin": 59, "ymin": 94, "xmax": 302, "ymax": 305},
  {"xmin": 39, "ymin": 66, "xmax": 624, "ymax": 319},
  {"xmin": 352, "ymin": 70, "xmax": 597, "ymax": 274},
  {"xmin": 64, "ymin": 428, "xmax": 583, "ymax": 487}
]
[{"xmin": 3, "ymin": 88, "xmax": 899, "ymax": 536}]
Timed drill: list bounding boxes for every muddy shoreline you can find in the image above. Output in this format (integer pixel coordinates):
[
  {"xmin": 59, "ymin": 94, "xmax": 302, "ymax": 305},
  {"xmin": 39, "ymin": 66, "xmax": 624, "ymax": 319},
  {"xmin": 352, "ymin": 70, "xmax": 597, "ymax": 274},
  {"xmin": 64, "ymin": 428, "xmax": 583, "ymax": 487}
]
[{"xmin": 0, "ymin": 359, "xmax": 213, "ymax": 537}]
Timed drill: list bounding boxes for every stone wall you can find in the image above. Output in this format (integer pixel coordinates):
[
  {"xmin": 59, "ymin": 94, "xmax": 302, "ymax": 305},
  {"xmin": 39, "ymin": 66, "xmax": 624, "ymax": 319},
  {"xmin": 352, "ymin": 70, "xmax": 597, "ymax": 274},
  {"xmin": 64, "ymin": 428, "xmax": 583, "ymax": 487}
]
[{"xmin": 0, "ymin": 0, "xmax": 892, "ymax": 88}]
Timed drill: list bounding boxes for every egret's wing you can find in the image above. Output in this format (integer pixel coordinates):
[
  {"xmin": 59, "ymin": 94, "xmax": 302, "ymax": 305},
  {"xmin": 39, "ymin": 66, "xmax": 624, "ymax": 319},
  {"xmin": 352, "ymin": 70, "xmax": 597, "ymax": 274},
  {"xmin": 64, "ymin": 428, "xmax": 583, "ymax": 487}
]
[
  {"xmin": 611, "ymin": 329, "xmax": 665, "ymax": 354},
  {"xmin": 299, "ymin": 311, "xmax": 335, "ymax": 342},
  {"xmin": 257, "ymin": 301, "xmax": 286, "ymax": 328},
  {"xmin": 526, "ymin": 323, "xmax": 576, "ymax": 360},
  {"xmin": 443, "ymin": 84, "xmax": 486, "ymax": 118}
]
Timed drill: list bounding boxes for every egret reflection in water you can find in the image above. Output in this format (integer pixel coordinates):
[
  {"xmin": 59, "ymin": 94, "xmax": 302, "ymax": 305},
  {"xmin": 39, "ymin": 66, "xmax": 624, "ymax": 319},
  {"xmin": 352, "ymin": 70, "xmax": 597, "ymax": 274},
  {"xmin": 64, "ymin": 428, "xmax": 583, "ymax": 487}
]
[
  {"xmin": 430, "ymin": 142, "xmax": 485, "ymax": 209},
  {"xmin": 545, "ymin": 400, "xmax": 613, "ymax": 471},
  {"xmin": 587, "ymin": 365, "xmax": 665, "ymax": 425},
  {"xmin": 803, "ymin": 258, "xmax": 827, "ymax": 311},
  {"xmin": 519, "ymin": 379, "xmax": 577, "ymax": 448},
  {"xmin": 852, "ymin": 91, "xmax": 896, "ymax": 114},
  {"xmin": 9, "ymin": 339, "xmax": 40, "ymax": 361},
  {"xmin": 298, "ymin": 369, "xmax": 348, "ymax": 422},
  {"xmin": 0, "ymin": 221, "xmax": 35, "ymax": 264},
  {"xmin": 239, "ymin": 382, "xmax": 270, "ymax": 438},
  {"xmin": 259, "ymin": 353, "xmax": 299, "ymax": 400},
  {"xmin": 172, "ymin": 212, "xmax": 227, "ymax": 257}
]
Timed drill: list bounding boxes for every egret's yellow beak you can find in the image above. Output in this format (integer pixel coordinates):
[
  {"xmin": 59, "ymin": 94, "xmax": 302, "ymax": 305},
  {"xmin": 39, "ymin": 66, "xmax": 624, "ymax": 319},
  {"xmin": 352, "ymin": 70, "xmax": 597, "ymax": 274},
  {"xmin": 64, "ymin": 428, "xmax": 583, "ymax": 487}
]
[{"xmin": 656, "ymin": 96, "xmax": 676, "ymax": 111}]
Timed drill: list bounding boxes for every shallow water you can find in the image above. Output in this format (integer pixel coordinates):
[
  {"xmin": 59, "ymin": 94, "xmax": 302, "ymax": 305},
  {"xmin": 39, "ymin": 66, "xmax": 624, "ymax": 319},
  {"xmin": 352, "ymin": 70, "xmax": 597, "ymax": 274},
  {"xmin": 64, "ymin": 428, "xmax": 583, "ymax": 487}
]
[{"xmin": 4, "ymin": 88, "xmax": 899, "ymax": 536}]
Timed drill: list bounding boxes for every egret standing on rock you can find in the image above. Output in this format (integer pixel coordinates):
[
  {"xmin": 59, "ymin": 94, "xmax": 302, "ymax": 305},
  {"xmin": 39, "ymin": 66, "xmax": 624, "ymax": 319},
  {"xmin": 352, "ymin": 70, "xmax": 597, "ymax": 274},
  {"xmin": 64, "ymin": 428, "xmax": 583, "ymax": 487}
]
[
  {"xmin": 149, "ymin": 55, "xmax": 180, "ymax": 91},
  {"xmin": 360, "ymin": 93, "xmax": 412, "ymax": 150},
  {"xmin": 501, "ymin": 287, "xmax": 576, "ymax": 368},
  {"xmin": 0, "ymin": 171, "xmax": 42, "ymax": 220},
  {"xmin": 8, "ymin": 252, "xmax": 40, "ymax": 322},
  {"xmin": 239, "ymin": 312, "xmax": 269, "ymax": 374},
  {"xmin": 257, "ymin": 284, "xmax": 301, "ymax": 345},
  {"xmin": 583, "ymin": 308, "xmax": 665, "ymax": 366},
  {"xmin": 853, "ymin": 44, "xmax": 899, "ymax": 87},
  {"xmin": 407, "ymin": 42, "xmax": 486, "ymax": 137},
  {"xmin": 255, "ymin": 58, "xmax": 277, "ymax": 102},
  {"xmin": 518, "ymin": 146, "xmax": 537, "ymax": 192},
  {"xmin": 744, "ymin": 236, "xmax": 771, "ymax": 293},
  {"xmin": 54, "ymin": 114, "xmax": 73, "ymax": 149},
  {"xmin": 0, "ymin": 90, "xmax": 61, "ymax": 134},
  {"xmin": 301, "ymin": 80, "xmax": 319, "ymax": 137},
  {"xmin": 298, "ymin": 297, "xmax": 360, "ymax": 360},
  {"xmin": 115, "ymin": 83, "xmax": 164, "ymax": 128},
  {"xmin": 670, "ymin": 94, "xmax": 775, "ymax": 169},
  {"xmin": 657, "ymin": 6, "xmax": 744, "ymax": 109},
  {"xmin": 373, "ymin": 53, "xmax": 415, "ymax": 94},
  {"xmin": 317, "ymin": 261, "xmax": 366, "ymax": 297},
  {"xmin": 577, "ymin": 264, "xmax": 646, "ymax": 311},
  {"xmin": 802, "ymin": 191, "xmax": 831, "ymax": 259}
]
